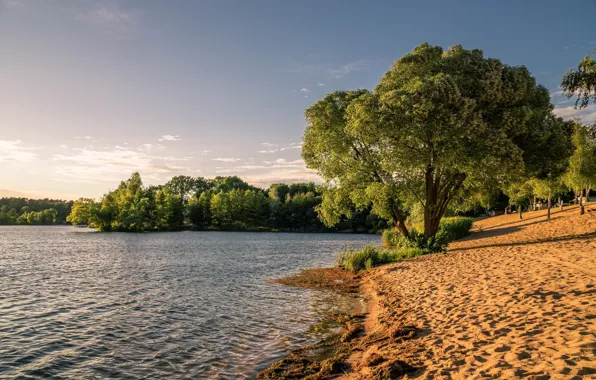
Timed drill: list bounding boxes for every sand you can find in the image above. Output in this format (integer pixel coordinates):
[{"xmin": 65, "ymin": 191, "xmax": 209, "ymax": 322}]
[{"xmin": 345, "ymin": 204, "xmax": 596, "ymax": 379}]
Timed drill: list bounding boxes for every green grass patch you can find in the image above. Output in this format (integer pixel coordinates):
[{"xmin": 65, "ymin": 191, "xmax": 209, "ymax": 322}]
[{"xmin": 336, "ymin": 245, "xmax": 425, "ymax": 273}]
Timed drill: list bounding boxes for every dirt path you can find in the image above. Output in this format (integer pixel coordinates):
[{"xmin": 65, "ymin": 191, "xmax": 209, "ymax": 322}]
[{"xmin": 345, "ymin": 205, "xmax": 596, "ymax": 379}]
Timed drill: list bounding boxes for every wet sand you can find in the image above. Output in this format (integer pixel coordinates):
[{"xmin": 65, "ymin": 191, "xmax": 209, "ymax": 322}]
[{"xmin": 347, "ymin": 204, "xmax": 596, "ymax": 379}]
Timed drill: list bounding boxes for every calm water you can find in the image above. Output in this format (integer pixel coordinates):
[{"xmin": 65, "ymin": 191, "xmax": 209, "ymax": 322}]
[{"xmin": 0, "ymin": 226, "xmax": 378, "ymax": 379}]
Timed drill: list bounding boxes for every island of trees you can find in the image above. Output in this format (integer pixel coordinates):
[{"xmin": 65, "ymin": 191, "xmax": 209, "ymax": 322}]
[{"xmin": 64, "ymin": 174, "xmax": 388, "ymax": 233}]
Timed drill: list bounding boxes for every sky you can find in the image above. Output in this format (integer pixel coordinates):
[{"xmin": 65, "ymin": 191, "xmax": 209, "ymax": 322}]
[{"xmin": 1, "ymin": 0, "xmax": 595, "ymax": 199}]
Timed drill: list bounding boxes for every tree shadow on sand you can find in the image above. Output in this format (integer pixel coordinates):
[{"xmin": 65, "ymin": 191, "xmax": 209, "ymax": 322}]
[{"xmin": 451, "ymin": 228, "xmax": 596, "ymax": 253}]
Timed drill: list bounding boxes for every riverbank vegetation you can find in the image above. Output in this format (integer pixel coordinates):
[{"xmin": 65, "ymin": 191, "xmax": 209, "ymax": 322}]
[
  {"xmin": 0, "ymin": 198, "xmax": 73, "ymax": 225},
  {"xmin": 65, "ymin": 173, "xmax": 387, "ymax": 232}
]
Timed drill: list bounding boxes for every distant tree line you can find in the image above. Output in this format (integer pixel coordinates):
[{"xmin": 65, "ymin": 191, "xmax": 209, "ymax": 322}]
[
  {"xmin": 0, "ymin": 198, "xmax": 73, "ymax": 225},
  {"xmin": 66, "ymin": 174, "xmax": 387, "ymax": 233}
]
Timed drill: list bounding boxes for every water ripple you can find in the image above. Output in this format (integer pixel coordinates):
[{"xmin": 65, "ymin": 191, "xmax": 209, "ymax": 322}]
[{"xmin": 0, "ymin": 227, "xmax": 377, "ymax": 379}]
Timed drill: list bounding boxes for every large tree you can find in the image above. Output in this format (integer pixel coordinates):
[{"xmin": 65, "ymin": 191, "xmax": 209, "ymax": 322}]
[{"xmin": 303, "ymin": 43, "xmax": 567, "ymax": 239}]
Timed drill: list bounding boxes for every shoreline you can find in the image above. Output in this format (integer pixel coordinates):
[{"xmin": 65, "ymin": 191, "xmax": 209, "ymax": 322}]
[{"xmin": 261, "ymin": 204, "xmax": 596, "ymax": 378}]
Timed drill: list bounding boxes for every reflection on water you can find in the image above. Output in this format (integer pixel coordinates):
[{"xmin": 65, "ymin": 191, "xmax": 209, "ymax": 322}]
[{"xmin": 0, "ymin": 227, "xmax": 378, "ymax": 379}]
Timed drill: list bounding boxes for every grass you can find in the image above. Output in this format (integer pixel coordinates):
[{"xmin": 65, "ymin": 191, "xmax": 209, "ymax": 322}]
[
  {"xmin": 338, "ymin": 217, "xmax": 474, "ymax": 273},
  {"xmin": 382, "ymin": 216, "xmax": 474, "ymax": 250},
  {"xmin": 336, "ymin": 245, "xmax": 425, "ymax": 273}
]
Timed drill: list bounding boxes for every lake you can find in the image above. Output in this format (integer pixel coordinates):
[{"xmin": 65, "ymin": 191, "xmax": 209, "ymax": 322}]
[{"xmin": 0, "ymin": 226, "xmax": 378, "ymax": 379}]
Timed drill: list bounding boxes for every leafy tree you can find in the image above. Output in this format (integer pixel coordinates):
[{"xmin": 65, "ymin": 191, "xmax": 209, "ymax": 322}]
[
  {"xmin": 564, "ymin": 123, "xmax": 596, "ymax": 213},
  {"xmin": 268, "ymin": 184, "xmax": 290, "ymax": 202},
  {"xmin": 66, "ymin": 198, "xmax": 97, "ymax": 226},
  {"xmin": 165, "ymin": 175, "xmax": 212, "ymax": 200},
  {"xmin": 503, "ymin": 181, "xmax": 534, "ymax": 219},
  {"xmin": 561, "ymin": 49, "xmax": 596, "ymax": 109},
  {"xmin": 530, "ymin": 177, "xmax": 567, "ymax": 219},
  {"xmin": 304, "ymin": 43, "xmax": 565, "ymax": 240}
]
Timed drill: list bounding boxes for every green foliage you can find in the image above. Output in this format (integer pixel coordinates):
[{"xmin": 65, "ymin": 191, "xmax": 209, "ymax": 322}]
[
  {"xmin": 67, "ymin": 172, "xmax": 185, "ymax": 232},
  {"xmin": 302, "ymin": 43, "xmax": 571, "ymax": 240},
  {"xmin": 563, "ymin": 123, "xmax": 596, "ymax": 194},
  {"xmin": 0, "ymin": 198, "xmax": 72, "ymax": 225},
  {"xmin": 382, "ymin": 216, "xmax": 473, "ymax": 252},
  {"xmin": 66, "ymin": 198, "xmax": 97, "ymax": 226},
  {"xmin": 336, "ymin": 244, "xmax": 424, "ymax": 272},
  {"xmin": 561, "ymin": 49, "xmax": 596, "ymax": 109}
]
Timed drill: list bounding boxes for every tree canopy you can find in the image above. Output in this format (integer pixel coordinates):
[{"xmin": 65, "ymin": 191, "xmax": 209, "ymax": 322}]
[
  {"xmin": 561, "ymin": 49, "xmax": 596, "ymax": 109},
  {"xmin": 303, "ymin": 43, "xmax": 571, "ymax": 239}
]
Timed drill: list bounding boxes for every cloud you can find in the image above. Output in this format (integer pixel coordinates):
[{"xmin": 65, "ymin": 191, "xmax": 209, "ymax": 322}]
[
  {"xmin": 259, "ymin": 149, "xmax": 279, "ymax": 154},
  {"xmin": 158, "ymin": 135, "xmax": 182, "ymax": 142},
  {"xmin": 212, "ymin": 157, "xmax": 241, "ymax": 162},
  {"xmin": 280, "ymin": 143, "xmax": 302, "ymax": 151},
  {"xmin": 317, "ymin": 83, "xmax": 324, "ymax": 86},
  {"xmin": 60, "ymin": 144, "xmax": 68, "ymax": 149},
  {"xmin": 328, "ymin": 60, "xmax": 369, "ymax": 78},
  {"xmin": 70, "ymin": 5, "xmax": 137, "ymax": 25},
  {"xmin": 553, "ymin": 104, "xmax": 596, "ymax": 124},
  {"xmin": 201, "ymin": 150, "xmax": 212, "ymax": 156},
  {"xmin": 52, "ymin": 146, "xmax": 192, "ymax": 184},
  {"xmin": 286, "ymin": 59, "xmax": 370, "ymax": 78},
  {"xmin": 74, "ymin": 136, "xmax": 92, "ymax": 140},
  {"xmin": 300, "ymin": 88, "xmax": 309, "ymax": 93},
  {"xmin": 2, "ymin": 0, "xmax": 24, "ymax": 8},
  {"xmin": 0, "ymin": 140, "xmax": 36, "ymax": 162},
  {"xmin": 261, "ymin": 142, "xmax": 278, "ymax": 148}
]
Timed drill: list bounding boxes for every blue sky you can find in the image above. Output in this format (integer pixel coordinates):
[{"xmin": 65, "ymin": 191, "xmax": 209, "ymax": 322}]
[{"xmin": 1, "ymin": 0, "xmax": 595, "ymax": 199}]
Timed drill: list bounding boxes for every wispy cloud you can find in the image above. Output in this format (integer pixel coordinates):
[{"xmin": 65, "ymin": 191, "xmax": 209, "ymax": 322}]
[
  {"xmin": 259, "ymin": 149, "xmax": 279, "ymax": 154},
  {"xmin": 71, "ymin": 5, "xmax": 137, "ymax": 25},
  {"xmin": 52, "ymin": 146, "xmax": 191, "ymax": 183},
  {"xmin": 328, "ymin": 60, "xmax": 369, "ymax": 78},
  {"xmin": 212, "ymin": 157, "xmax": 241, "ymax": 162},
  {"xmin": 286, "ymin": 59, "xmax": 371, "ymax": 78},
  {"xmin": 261, "ymin": 142, "xmax": 278, "ymax": 148},
  {"xmin": 74, "ymin": 136, "xmax": 92, "ymax": 140},
  {"xmin": 300, "ymin": 88, "xmax": 309, "ymax": 93},
  {"xmin": 553, "ymin": 104, "xmax": 596, "ymax": 124},
  {"xmin": 158, "ymin": 135, "xmax": 182, "ymax": 142},
  {"xmin": 201, "ymin": 150, "xmax": 212, "ymax": 156},
  {"xmin": 2, "ymin": 0, "xmax": 24, "ymax": 9},
  {"xmin": 0, "ymin": 140, "xmax": 36, "ymax": 163},
  {"xmin": 317, "ymin": 83, "xmax": 324, "ymax": 86}
]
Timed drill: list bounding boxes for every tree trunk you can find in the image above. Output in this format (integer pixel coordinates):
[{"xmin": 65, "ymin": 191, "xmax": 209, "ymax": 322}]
[
  {"xmin": 547, "ymin": 191, "xmax": 551, "ymax": 220},
  {"xmin": 519, "ymin": 205, "xmax": 523, "ymax": 220},
  {"xmin": 579, "ymin": 190, "xmax": 585, "ymax": 215},
  {"xmin": 533, "ymin": 196, "xmax": 537, "ymax": 211},
  {"xmin": 559, "ymin": 195, "xmax": 563, "ymax": 211},
  {"xmin": 587, "ymin": 187, "xmax": 591, "ymax": 202}
]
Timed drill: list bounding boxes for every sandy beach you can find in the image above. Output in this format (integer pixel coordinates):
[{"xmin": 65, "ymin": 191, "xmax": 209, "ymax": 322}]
[{"xmin": 346, "ymin": 204, "xmax": 596, "ymax": 379}]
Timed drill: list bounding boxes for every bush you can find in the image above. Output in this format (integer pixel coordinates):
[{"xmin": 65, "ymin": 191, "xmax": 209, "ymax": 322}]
[
  {"xmin": 437, "ymin": 217, "xmax": 473, "ymax": 242},
  {"xmin": 382, "ymin": 217, "xmax": 473, "ymax": 252},
  {"xmin": 336, "ymin": 245, "xmax": 424, "ymax": 272}
]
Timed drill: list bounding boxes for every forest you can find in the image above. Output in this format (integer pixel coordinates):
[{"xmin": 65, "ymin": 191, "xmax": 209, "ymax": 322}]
[
  {"xmin": 0, "ymin": 198, "xmax": 73, "ymax": 225},
  {"xmin": 64, "ymin": 174, "xmax": 387, "ymax": 233}
]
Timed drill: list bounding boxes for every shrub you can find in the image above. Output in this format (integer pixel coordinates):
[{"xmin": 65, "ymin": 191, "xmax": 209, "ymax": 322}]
[
  {"xmin": 382, "ymin": 217, "xmax": 473, "ymax": 252},
  {"xmin": 437, "ymin": 217, "xmax": 473, "ymax": 242},
  {"xmin": 336, "ymin": 245, "xmax": 425, "ymax": 272}
]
